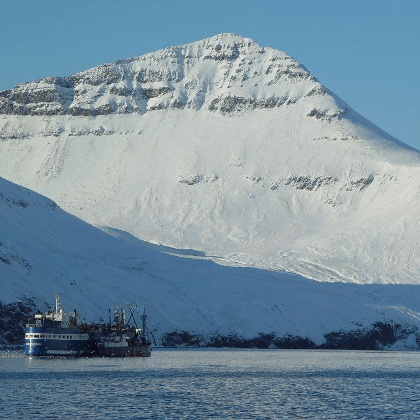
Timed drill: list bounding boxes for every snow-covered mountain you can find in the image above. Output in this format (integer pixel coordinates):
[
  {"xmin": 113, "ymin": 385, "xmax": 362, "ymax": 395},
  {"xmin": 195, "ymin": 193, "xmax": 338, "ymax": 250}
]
[
  {"xmin": 1, "ymin": 33, "xmax": 420, "ymax": 347},
  {"xmin": 2, "ymin": 34, "xmax": 419, "ymax": 284},
  {"xmin": 1, "ymin": 175, "xmax": 420, "ymax": 348}
]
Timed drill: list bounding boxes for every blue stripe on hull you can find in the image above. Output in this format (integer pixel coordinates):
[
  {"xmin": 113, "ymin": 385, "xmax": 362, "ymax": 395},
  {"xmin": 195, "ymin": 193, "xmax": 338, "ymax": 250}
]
[{"xmin": 25, "ymin": 339, "xmax": 91, "ymax": 356}]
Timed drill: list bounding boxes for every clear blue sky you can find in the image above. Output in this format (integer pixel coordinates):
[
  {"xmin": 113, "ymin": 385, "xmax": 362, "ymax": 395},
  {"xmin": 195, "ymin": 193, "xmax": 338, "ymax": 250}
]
[{"xmin": 1, "ymin": 0, "xmax": 419, "ymax": 150}]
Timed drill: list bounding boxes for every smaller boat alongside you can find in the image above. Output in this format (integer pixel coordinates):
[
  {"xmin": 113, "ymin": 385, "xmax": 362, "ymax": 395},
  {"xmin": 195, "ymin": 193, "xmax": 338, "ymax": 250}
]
[
  {"xmin": 91, "ymin": 305, "xmax": 152, "ymax": 357},
  {"xmin": 25, "ymin": 295, "xmax": 152, "ymax": 358}
]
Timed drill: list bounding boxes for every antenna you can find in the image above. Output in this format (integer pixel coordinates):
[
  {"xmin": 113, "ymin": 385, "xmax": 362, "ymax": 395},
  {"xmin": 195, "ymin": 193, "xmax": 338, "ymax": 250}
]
[
  {"xmin": 126, "ymin": 303, "xmax": 139, "ymax": 329},
  {"xmin": 55, "ymin": 293, "xmax": 60, "ymax": 313}
]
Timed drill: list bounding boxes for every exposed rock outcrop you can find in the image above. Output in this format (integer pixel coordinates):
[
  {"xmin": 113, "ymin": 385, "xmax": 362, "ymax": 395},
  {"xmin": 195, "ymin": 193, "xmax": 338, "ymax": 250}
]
[
  {"xmin": 0, "ymin": 299, "xmax": 38, "ymax": 346},
  {"xmin": 0, "ymin": 34, "xmax": 343, "ymax": 119}
]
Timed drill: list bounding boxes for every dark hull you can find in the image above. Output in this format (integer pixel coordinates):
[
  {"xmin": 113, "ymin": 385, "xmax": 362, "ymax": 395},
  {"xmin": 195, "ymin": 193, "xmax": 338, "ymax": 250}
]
[{"xmin": 96, "ymin": 343, "xmax": 152, "ymax": 357}]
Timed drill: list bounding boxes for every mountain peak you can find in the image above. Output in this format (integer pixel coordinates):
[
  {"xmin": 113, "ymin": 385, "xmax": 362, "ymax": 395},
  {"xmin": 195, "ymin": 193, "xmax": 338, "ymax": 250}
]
[
  {"xmin": 151, "ymin": 33, "xmax": 263, "ymax": 55},
  {"xmin": 0, "ymin": 33, "xmax": 320, "ymax": 118},
  {"xmin": 190, "ymin": 32, "xmax": 262, "ymax": 49},
  {"xmin": 193, "ymin": 32, "xmax": 251, "ymax": 44}
]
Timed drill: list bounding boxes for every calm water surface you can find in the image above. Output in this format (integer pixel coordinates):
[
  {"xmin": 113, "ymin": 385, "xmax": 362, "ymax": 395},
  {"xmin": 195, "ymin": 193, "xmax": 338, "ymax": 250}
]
[{"xmin": 1, "ymin": 349, "xmax": 420, "ymax": 419}]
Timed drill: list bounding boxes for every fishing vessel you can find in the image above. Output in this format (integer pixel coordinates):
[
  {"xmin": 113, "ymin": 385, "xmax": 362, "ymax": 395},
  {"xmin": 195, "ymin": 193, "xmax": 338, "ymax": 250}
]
[
  {"xmin": 92, "ymin": 305, "xmax": 152, "ymax": 357},
  {"xmin": 24, "ymin": 295, "xmax": 92, "ymax": 357},
  {"xmin": 25, "ymin": 295, "xmax": 152, "ymax": 357}
]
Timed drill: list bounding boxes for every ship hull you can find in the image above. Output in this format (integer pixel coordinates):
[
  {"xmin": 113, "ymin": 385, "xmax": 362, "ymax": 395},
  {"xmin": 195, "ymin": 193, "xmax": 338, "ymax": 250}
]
[
  {"xmin": 25, "ymin": 326, "xmax": 91, "ymax": 357},
  {"xmin": 96, "ymin": 342, "xmax": 152, "ymax": 357}
]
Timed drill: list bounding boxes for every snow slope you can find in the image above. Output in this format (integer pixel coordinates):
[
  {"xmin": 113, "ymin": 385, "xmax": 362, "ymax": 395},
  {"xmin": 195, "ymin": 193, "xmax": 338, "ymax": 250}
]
[
  {"xmin": 1, "ymin": 34, "xmax": 420, "ymax": 287},
  {"xmin": 2, "ymin": 175, "xmax": 420, "ymax": 347}
]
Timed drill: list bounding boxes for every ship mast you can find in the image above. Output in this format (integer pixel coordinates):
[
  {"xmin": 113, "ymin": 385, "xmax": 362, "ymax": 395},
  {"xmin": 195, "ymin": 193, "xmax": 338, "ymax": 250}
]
[
  {"xmin": 55, "ymin": 293, "xmax": 60, "ymax": 313},
  {"xmin": 141, "ymin": 304, "xmax": 147, "ymax": 344}
]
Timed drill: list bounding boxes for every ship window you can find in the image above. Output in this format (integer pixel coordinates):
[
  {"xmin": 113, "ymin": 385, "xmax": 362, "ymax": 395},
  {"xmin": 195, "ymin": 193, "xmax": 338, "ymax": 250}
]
[{"xmin": 34, "ymin": 335, "xmax": 39, "ymax": 338}]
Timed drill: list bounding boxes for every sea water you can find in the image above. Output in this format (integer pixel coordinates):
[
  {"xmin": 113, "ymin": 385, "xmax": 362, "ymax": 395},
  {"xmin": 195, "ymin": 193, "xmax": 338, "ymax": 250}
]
[{"xmin": 1, "ymin": 349, "xmax": 420, "ymax": 419}]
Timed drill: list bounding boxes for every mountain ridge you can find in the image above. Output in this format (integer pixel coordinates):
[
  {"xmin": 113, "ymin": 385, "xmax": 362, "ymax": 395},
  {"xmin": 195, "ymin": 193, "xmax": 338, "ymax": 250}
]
[{"xmin": 0, "ymin": 33, "xmax": 341, "ymax": 119}]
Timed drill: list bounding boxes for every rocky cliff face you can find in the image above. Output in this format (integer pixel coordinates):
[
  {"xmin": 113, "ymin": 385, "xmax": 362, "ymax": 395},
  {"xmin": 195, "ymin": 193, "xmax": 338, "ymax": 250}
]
[{"xmin": 0, "ymin": 34, "xmax": 341, "ymax": 119}]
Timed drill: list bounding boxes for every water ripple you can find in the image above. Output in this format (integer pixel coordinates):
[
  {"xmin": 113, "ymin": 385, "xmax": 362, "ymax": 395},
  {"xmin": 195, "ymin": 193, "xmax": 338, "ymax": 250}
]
[{"xmin": 1, "ymin": 349, "xmax": 420, "ymax": 419}]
